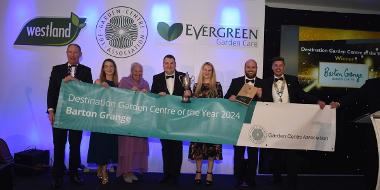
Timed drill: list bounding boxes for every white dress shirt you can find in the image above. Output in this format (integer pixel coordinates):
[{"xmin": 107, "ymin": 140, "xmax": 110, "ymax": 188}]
[
  {"xmin": 68, "ymin": 63, "xmax": 77, "ymax": 77},
  {"xmin": 272, "ymin": 75, "xmax": 289, "ymax": 103}
]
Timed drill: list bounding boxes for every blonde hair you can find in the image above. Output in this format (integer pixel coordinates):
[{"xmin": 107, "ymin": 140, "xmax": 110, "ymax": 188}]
[
  {"xmin": 194, "ymin": 62, "xmax": 218, "ymax": 97},
  {"xmin": 99, "ymin": 58, "xmax": 119, "ymax": 86}
]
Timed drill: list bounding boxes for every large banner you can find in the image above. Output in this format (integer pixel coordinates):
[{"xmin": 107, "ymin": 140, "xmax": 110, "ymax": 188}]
[{"xmin": 55, "ymin": 81, "xmax": 336, "ymax": 151}]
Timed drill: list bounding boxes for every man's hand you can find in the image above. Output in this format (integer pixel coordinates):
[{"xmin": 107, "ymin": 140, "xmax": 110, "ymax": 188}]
[
  {"xmin": 63, "ymin": 75, "xmax": 77, "ymax": 83},
  {"xmin": 256, "ymin": 88, "xmax": 262, "ymax": 98},
  {"xmin": 317, "ymin": 100, "xmax": 326, "ymax": 109},
  {"xmin": 159, "ymin": 92, "xmax": 167, "ymax": 96},
  {"xmin": 330, "ymin": 101, "xmax": 340, "ymax": 109},
  {"xmin": 228, "ymin": 95, "xmax": 237, "ymax": 101},
  {"xmin": 184, "ymin": 90, "xmax": 191, "ymax": 98},
  {"xmin": 48, "ymin": 111, "xmax": 55, "ymax": 127}
]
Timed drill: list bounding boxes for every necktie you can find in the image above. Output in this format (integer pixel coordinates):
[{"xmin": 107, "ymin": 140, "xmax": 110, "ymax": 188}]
[
  {"xmin": 166, "ymin": 75, "xmax": 174, "ymax": 79},
  {"xmin": 245, "ymin": 79, "xmax": 255, "ymax": 83},
  {"xmin": 275, "ymin": 77, "xmax": 283, "ymax": 82}
]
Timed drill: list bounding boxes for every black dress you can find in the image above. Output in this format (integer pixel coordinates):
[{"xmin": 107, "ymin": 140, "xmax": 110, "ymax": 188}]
[
  {"xmin": 87, "ymin": 80, "xmax": 118, "ymax": 165},
  {"xmin": 188, "ymin": 82, "xmax": 223, "ymax": 160}
]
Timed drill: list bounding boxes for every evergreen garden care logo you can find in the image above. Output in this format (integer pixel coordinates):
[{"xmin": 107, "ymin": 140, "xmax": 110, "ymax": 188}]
[
  {"xmin": 156, "ymin": 22, "xmax": 259, "ymax": 48},
  {"xmin": 96, "ymin": 6, "xmax": 148, "ymax": 58},
  {"xmin": 14, "ymin": 13, "xmax": 86, "ymax": 46}
]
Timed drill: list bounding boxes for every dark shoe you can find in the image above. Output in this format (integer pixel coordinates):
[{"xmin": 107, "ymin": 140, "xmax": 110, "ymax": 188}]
[
  {"xmin": 51, "ymin": 177, "xmax": 63, "ymax": 189},
  {"xmin": 70, "ymin": 173, "xmax": 84, "ymax": 185},
  {"xmin": 248, "ymin": 180, "xmax": 256, "ymax": 189},
  {"xmin": 206, "ymin": 172, "xmax": 213, "ymax": 185},
  {"xmin": 171, "ymin": 177, "xmax": 179, "ymax": 185},
  {"xmin": 234, "ymin": 178, "xmax": 244, "ymax": 188},
  {"xmin": 195, "ymin": 171, "xmax": 201, "ymax": 185},
  {"xmin": 273, "ymin": 173, "xmax": 282, "ymax": 184},
  {"xmin": 159, "ymin": 176, "xmax": 170, "ymax": 184}
]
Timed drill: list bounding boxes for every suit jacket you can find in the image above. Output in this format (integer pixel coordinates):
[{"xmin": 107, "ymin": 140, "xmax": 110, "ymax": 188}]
[
  {"xmin": 151, "ymin": 70, "xmax": 186, "ymax": 96},
  {"xmin": 47, "ymin": 63, "xmax": 93, "ymax": 112},
  {"xmin": 224, "ymin": 76, "xmax": 263, "ymax": 100},
  {"xmin": 340, "ymin": 77, "xmax": 380, "ymax": 113},
  {"xmin": 261, "ymin": 74, "xmax": 318, "ymax": 104}
]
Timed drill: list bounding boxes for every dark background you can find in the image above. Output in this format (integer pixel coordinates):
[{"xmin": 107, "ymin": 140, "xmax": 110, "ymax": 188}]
[{"xmin": 259, "ymin": 6, "xmax": 380, "ymax": 174}]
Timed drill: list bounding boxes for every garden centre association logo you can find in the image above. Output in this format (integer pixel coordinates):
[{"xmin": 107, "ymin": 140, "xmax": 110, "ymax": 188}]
[
  {"xmin": 96, "ymin": 6, "xmax": 148, "ymax": 58},
  {"xmin": 248, "ymin": 124, "xmax": 267, "ymax": 144},
  {"xmin": 14, "ymin": 12, "xmax": 86, "ymax": 46}
]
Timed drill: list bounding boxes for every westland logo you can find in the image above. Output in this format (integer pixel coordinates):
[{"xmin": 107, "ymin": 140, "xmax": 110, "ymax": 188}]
[
  {"xmin": 157, "ymin": 22, "xmax": 183, "ymax": 41},
  {"xmin": 14, "ymin": 13, "xmax": 86, "ymax": 46}
]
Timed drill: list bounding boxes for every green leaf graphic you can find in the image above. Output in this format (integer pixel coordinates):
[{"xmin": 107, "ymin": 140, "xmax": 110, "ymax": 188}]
[
  {"xmin": 168, "ymin": 23, "xmax": 183, "ymax": 41},
  {"xmin": 157, "ymin": 22, "xmax": 183, "ymax": 41},
  {"xmin": 71, "ymin": 12, "xmax": 80, "ymax": 27},
  {"xmin": 79, "ymin": 23, "xmax": 86, "ymax": 29}
]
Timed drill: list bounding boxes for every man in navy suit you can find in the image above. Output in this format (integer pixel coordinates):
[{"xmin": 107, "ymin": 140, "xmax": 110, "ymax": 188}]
[
  {"xmin": 331, "ymin": 78, "xmax": 380, "ymax": 190},
  {"xmin": 225, "ymin": 59, "xmax": 263, "ymax": 188},
  {"xmin": 261, "ymin": 57, "xmax": 325, "ymax": 190},
  {"xmin": 151, "ymin": 54, "xmax": 191, "ymax": 185},
  {"xmin": 47, "ymin": 44, "xmax": 92, "ymax": 189}
]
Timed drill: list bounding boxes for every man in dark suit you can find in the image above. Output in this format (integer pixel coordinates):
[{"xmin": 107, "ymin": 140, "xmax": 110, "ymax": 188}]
[
  {"xmin": 331, "ymin": 78, "xmax": 380, "ymax": 190},
  {"xmin": 151, "ymin": 54, "xmax": 191, "ymax": 185},
  {"xmin": 261, "ymin": 57, "xmax": 325, "ymax": 190},
  {"xmin": 225, "ymin": 59, "xmax": 263, "ymax": 189},
  {"xmin": 47, "ymin": 44, "xmax": 92, "ymax": 189}
]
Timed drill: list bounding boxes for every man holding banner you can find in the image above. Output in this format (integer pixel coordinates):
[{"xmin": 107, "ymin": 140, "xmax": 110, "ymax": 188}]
[
  {"xmin": 151, "ymin": 54, "xmax": 191, "ymax": 185},
  {"xmin": 47, "ymin": 44, "xmax": 93, "ymax": 188},
  {"xmin": 225, "ymin": 59, "xmax": 263, "ymax": 188},
  {"xmin": 261, "ymin": 57, "xmax": 325, "ymax": 190}
]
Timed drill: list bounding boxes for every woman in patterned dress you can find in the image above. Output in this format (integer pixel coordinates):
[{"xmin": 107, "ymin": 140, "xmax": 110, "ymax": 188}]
[{"xmin": 188, "ymin": 62, "xmax": 223, "ymax": 185}]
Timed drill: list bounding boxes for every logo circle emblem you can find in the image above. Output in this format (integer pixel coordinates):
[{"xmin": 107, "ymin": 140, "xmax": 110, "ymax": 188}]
[
  {"xmin": 249, "ymin": 125, "xmax": 266, "ymax": 144},
  {"xmin": 96, "ymin": 6, "xmax": 148, "ymax": 58}
]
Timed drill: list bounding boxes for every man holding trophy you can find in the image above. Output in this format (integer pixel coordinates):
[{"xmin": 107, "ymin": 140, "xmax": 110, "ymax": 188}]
[{"xmin": 151, "ymin": 54, "xmax": 191, "ymax": 185}]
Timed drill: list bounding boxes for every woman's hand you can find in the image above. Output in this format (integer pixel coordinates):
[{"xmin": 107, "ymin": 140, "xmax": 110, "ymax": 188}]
[{"xmin": 101, "ymin": 82, "xmax": 110, "ymax": 88}]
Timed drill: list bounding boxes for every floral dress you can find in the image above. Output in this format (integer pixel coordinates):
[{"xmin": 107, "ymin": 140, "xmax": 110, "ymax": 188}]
[{"xmin": 188, "ymin": 82, "xmax": 224, "ymax": 160}]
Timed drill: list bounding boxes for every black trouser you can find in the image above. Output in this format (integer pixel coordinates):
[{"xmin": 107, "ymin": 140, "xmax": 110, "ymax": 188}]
[
  {"xmin": 160, "ymin": 139, "xmax": 183, "ymax": 178},
  {"xmin": 271, "ymin": 149, "xmax": 299, "ymax": 188},
  {"xmin": 52, "ymin": 128, "xmax": 82, "ymax": 177},
  {"xmin": 233, "ymin": 146, "xmax": 258, "ymax": 183}
]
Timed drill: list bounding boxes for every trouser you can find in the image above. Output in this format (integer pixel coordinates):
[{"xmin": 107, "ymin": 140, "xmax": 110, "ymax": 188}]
[
  {"xmin": 271, "ymin": 149, "xmax": 299, "ymax": 188},
  {"xmin": 52, "ymin": 128, "xmax": 82, "ymax": 177},
  {"xmin": 160, "ymin": 139, "xmax": 183, "ymax": 178},
  {"xmin": 233, "ymin": 146, "xmax": 258, "ymax": 183}
]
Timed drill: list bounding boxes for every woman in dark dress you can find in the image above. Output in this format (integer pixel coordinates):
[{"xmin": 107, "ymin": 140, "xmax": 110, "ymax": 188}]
[
  {"xmin": 188, "ymin": 62, "xmax": 223, "ymax": 185},
  {"xmin": 87, "ymin": 59, "xmax": 119, "ymax": 185}
]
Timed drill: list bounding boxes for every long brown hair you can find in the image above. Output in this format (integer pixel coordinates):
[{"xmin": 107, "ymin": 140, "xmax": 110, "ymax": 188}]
[
  {"xmin": 194, "ymin": 62, "xmax": 218, "ymax": 97},
  {"xmin": 99, "ymin": 58, "xmax": 119, "ymax": 86}
]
